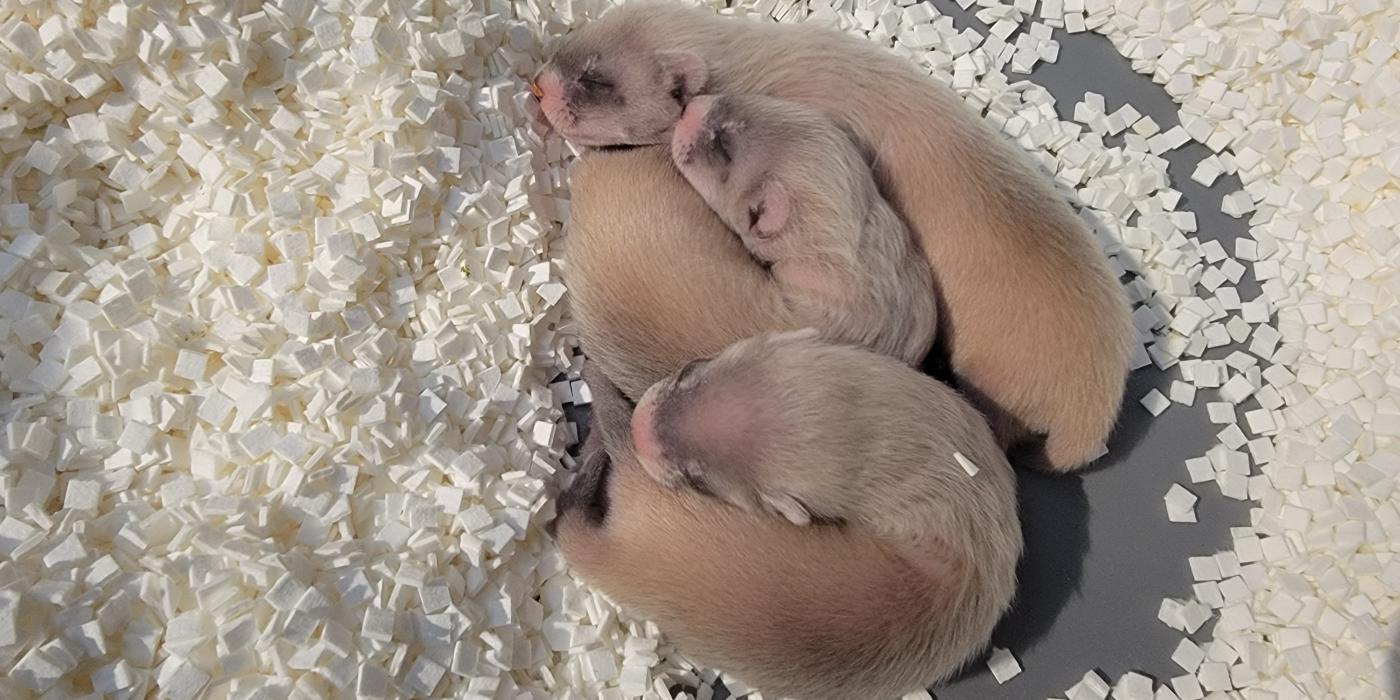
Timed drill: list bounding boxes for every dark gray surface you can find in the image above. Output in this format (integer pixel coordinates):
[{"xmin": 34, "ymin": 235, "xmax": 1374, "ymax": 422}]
[{"xmin": 928, "ymin": 2, "xmax": 1254, "ymax": 697}]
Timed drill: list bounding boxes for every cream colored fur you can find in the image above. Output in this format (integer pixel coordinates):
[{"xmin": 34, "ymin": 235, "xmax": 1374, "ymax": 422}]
[
  {"xmin": 633, "ymin": 331, "xmax": 1020, "ymax": 588},
  {"xmin": 564, "ymin": 145, "xmax": 798, "ymax": 400},
  {"xmin": 555, "ymin": 358, "xmax": 1020, "ymax": 700},
  {"xmin": 548, "ymin": 2, "xmax": 1135, "ymax": 470},
  {"xmin": 565, "ymin": 145, "xmax": 932, "ymax": 400},
  {"xmin": 671, "ymin": 94, "xmax": 938, "ymax": 366}
]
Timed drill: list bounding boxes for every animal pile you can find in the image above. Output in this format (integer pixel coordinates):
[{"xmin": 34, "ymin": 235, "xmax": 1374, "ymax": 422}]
[{"xmin": 535, "ymin": 3, "xmax": 1134, "ymax": 698}]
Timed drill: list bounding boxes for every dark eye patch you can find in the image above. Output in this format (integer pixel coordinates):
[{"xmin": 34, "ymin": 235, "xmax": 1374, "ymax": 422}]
[
  {"xmin": 679, "ymin": 462, "xmax": 715, "ymax": 497},
  {"xmin": 578, "ymin": 71, "xmax": 613, "ymax": 91},
  {"xmin": 554, "ymin": 447, "xmax": 614, "ymax": 527},
  {"xmin": 712, "ymin": 129, "xmax": 732, "ymax": 165},
  {"xmin": 669, "ymin": 74, "xmax": 686, "ymax": 105}
]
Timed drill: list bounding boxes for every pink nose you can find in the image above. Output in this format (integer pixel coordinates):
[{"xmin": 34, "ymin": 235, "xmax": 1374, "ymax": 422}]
[
  {"xmin": 671, "ymin": 95, "xmax": 716, "ymax": 163},
  {"xmin": 535, "ymin": 69, "xmax": 567, "ymax": 128},
  {"xmin": 630, "ymin": 393, "xmax": 664, "ymax": 463}
]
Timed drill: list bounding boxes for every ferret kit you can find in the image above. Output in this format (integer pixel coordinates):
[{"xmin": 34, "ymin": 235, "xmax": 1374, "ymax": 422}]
[{"xmin": 536, "ymin": 2, "xmax": 1133, "ymax": 698}]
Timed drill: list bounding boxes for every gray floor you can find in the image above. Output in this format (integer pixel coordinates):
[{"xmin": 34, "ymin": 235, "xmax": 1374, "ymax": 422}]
[
  {"xmin": 567, "ymin": 4, "xmax": 1260, "ymax": 698},
  {"xmin": 930, "ymin": 2, "xmax": 1254, "ymax": 697}
]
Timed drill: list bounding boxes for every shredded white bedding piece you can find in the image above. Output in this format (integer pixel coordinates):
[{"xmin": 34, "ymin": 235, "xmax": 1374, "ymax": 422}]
[{"xmin": 0, "ymin": 0, "xmax": 1393, "ymax": 699}]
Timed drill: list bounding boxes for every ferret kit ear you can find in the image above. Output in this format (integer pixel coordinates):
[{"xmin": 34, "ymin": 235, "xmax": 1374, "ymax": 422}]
[
  {"xmin": 750, "ymin": 180, "xmax": 790, "ymax": 238},
  {"xmin": 656, "ymin": 50, "xmax": 708, "ymax": 103}
]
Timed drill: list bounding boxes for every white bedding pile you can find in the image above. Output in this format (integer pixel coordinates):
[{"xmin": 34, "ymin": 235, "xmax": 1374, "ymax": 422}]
[
  {"xmin": 0, "ymin": 0, "xmax": 676, "ymax": 698},
  {"xmin": 0, "ymin": 0, "xmax": 1393, "ymax": 698}
]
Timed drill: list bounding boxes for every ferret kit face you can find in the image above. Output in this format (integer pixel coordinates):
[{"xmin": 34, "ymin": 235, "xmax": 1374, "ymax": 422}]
[
  {"xmin": 670, "ymin": 94, "xmax": 868, "ymax": 255},
  {"xmin": 629, "ymin": 346, "xmax": 799, "ymax": 521},
  {"xmin": 631, "ymin": 330, "xmax": 865, "ymax": 526},
  {"xmin": 534, "ymin": 24, "xmax": 704, "ymax": 146}
]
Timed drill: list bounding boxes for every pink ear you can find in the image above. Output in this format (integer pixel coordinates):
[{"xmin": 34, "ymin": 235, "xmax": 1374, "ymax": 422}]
[
  {"xmin": 656, "ymin": 50, "xmax": 708, "ymax": 102},
  {"xmin": 752, "ymin": 181, "xmax": 790, "ymax": 237}
]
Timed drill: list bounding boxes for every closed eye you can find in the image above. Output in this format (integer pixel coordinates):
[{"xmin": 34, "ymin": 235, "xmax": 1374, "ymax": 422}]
[
  {"xmin": 679, "ymin": 462, "xmax": 714, "ymax": 497},
  {"xmin": 578, "ymin": 72, "xmax": 613, "ymax": 90},
  {"xmin": 712, "ymin": 129, "xmax": 731, "ymax": 164}
]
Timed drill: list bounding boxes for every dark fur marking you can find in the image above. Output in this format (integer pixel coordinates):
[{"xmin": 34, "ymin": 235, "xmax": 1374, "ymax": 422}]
[
  {"xmin": 675, "ymin": 359, "xmax": 706, "ymax": 385},
  {"xmin": 670, "ymin": 73, "xmax": 686, "ymax": 105},
  {"xmin": 680, "ymin": 464, "xmax": 715, "ymax": 497},
  {"xmin": 751, "ymin": 250, "xmax": 774, "ymax": 273},
  {"xmin": 724, "ymin": 221, "xmax": 774, "ymax": 273},
  {"xmin": 580, "ymin": 360, "xmax": 639, "ymax": 456},
  {"xmin": 808, "ymin": 512, "xmax": 847, "ymax": 527},
  {"xmin": 553, "ymin": 447, "xmax": 614, "ymax": 529},
  {"xmin": 551, "ymin": 53, "xmax": 586, "ymax": 81}
]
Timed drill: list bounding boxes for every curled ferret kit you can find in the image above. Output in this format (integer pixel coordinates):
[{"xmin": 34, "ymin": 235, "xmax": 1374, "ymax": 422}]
[{"xmin": 535, "ymin": 2, "xmax": 1136, "ymax": 698}]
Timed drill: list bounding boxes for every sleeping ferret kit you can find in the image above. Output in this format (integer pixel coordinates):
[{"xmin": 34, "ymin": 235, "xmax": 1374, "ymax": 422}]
[{"xmin": 0, "ymin": 0, "xmax": 1395, "ymax": 699}]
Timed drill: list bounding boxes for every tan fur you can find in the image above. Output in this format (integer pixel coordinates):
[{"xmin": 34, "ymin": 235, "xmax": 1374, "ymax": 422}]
[
  {"xmin": 565, "ymin": 145, "xmax": 930, "ymax": 400},
  {"xmin": 555, "ymin": 358, "xmax": 1020, "ymax": 700},
  {"xmin": 543, "ymin": 2, "xmax": 1135, "ymax": 470},
  {"xmin": 632, "ymin": 330, "xmax": 1020, "ymax": 584},
  {"xmin": 564, "ymin": 145, "xmax": 798, "ymax": 400},
  {"xmin": 671, "ymin": 94, "xmax": 937, "ymax": 365}
]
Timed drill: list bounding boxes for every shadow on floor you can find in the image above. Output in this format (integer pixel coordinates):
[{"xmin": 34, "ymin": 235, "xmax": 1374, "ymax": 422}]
[{"xmin": 987, "ymin": 469, "xmax": 1090, "ymax": 651}]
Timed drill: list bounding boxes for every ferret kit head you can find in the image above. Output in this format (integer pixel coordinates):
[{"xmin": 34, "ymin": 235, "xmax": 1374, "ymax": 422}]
[
  {"xmin": 534, "ymin": 3, "xmax": 709, "ymax": 145},
  {"xmin": 670, "ymin": 94, "xmax": 879, "ymax": 260},
  {"xmin": 630, "ymin": 330, "xmax": 881, "ymax": 525},
  {"xmin": 667, "ymin": 94, "xmax": 937, "ymax": 366}
]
